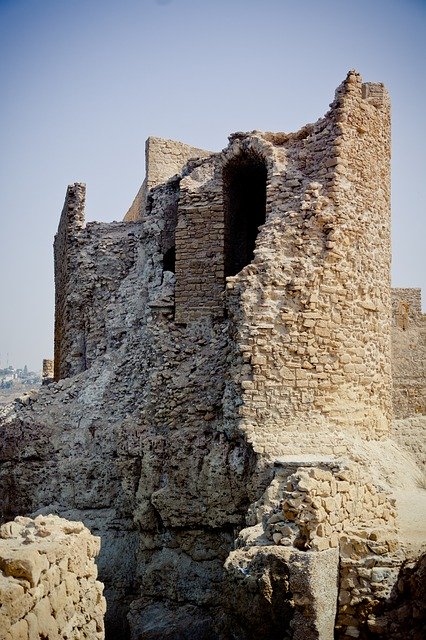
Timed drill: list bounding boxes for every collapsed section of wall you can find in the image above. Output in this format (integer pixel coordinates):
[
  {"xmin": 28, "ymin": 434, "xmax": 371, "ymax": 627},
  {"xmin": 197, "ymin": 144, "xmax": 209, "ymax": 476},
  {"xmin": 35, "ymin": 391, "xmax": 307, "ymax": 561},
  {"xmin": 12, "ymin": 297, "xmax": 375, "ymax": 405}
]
[
  {"xmin": 123, "ymin": 137, "xmax": 211, "ymax": 222},
  {"xmin": 222, "ymin": 71, "xmax": 392, "ymax": 449},
  {"xmin": 0, "ymin": 515, "xmax": 105, "ymax": 639},
  {"xmin": 54, "ymin": 184, "xmax": 140, "ymax": 380},
  {"xmin": 226, "ymin": 458, "xmax": 403, "ymax": 640}
]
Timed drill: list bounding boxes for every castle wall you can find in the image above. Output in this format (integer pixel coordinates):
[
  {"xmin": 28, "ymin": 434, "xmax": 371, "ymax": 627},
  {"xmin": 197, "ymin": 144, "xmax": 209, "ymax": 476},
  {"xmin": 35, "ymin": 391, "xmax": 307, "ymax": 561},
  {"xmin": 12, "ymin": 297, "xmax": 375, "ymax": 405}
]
[
  {"xmin": 222, "ymin": 72, "xmax": 392, "ymax": 452},
  {"xmin": 391, "ymin": 288, "xmax": 425, "ymax": 418},
  {"xmin": 0, "ymin": 515, "xmax": 105, "ymax": 639},
  {"xmin": 54, "ymin": 183, "xmax": 86, "ymax": 380},
  {"xmin": 123, "ymin": 137, "xmax": 210, "ymax": 222},
  {"xmin": 55, "ymin": 73, "xmax": 393, "ymax": 443},
  {"xmin": 54, "ymin": 188, "xmax": 139, "ymax": 379},
  {"xmin": 171, "ymin": 72, "xmax": 392, "ymax": 450},
  {"xmin": 24, "ymin": 71, "xmax": 424, "ymax": 640}
]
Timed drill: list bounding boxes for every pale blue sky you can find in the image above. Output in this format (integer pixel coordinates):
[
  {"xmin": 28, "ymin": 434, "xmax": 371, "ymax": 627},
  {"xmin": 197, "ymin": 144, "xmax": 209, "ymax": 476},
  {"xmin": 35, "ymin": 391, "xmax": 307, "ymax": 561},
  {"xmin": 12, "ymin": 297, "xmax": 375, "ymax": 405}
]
[{"xmin": 0, "ymin": 0, "xmax": 425, "ymax": 371}]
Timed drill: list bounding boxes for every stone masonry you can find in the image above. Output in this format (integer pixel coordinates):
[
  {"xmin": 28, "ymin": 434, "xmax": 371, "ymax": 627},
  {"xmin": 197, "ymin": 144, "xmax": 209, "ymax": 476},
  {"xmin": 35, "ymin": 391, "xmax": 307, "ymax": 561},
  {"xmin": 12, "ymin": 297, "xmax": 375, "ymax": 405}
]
[
  {"xmin": 0, "ymin": 71, "xmax": 425, "ymax": 639},
  {"xmin": 0, "ymin": 515, "xmax": 105, "ymax": 640},
  {"xmin": 391, "ymin": 288, "xmax": 426, "ymax": 472},
  {"xmin": 42, "ymin": 359, "xmax": 54, "ymax": 386},
  {"xmin": 123, "ymin": 137, "xmax": 211, "ymax": 223},
  {"xmin": 392, "ymin": 288, "xmax": 425, "ymax": 419}
]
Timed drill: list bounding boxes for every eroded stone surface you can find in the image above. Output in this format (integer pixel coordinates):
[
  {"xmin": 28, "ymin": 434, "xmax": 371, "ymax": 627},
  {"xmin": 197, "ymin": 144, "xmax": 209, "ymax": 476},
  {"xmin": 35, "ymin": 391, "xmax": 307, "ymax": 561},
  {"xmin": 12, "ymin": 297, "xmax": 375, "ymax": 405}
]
[{"xmin": 0, "ymin": 515, "xmax": 105, "ymax": 640}]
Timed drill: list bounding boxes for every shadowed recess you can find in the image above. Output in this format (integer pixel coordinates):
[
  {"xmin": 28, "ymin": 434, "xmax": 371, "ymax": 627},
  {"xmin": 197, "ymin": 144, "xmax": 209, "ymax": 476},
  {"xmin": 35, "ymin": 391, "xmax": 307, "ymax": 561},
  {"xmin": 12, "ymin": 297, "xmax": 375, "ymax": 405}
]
[{"xmin": 223, "ymin": 152, "xmax": 267, "ymax": 278}]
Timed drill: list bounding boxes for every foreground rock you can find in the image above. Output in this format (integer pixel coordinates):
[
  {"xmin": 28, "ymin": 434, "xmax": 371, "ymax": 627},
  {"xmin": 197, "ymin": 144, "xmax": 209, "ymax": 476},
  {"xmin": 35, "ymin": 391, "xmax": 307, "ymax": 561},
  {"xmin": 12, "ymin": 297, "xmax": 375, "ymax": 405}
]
[{"xmin": 0, "ymin": 515, "xmax": 105, "ymax": 639}]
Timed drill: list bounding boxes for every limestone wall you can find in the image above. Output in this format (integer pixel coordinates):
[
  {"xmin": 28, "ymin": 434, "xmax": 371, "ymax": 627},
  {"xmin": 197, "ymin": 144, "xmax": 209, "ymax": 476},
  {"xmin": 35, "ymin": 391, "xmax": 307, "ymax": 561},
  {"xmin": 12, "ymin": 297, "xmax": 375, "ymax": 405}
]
[
  {"xmin": 0, "ymin": 515, "xmax": 105, "ymax": 639},
  {"xmin": 54, "ymin": 191, "xmax": 140, "ymax": 379},
  {"xmin": 53, "ymin": 183, "xmax": 86, "ymax": 380},
  {"xmin": 391, "ymin": 288, "xmax": 425, "ymax": 418},
  {"xmin": 269, "ymin": 463, "xmax": 402, "ymax": 639},
  {"xmin": 263, "ymin": 463, "xmax": 397, "ymax": 553},
  {"xmin": 170, "ymin": 72, "xmax": 392, "ymax": 449},
  {"xmin": 223, "ymin": 72, "xmax": 392, "ymax": 450},
  {"xmin": 123, "ymin": 137, "xmax": 210, "ymax": 222},
  {"xmin": 229, "ymin": 458, "xmax": 402, "ymax": 640}
]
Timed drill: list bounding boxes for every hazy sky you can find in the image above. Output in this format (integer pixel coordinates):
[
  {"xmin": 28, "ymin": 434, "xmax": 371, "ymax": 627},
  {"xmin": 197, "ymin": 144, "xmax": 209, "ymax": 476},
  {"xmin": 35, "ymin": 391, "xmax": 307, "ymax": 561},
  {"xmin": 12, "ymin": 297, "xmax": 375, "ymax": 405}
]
[{"xmin": 0, "ymin": 0, "xmax": 425, "ymax": 371}]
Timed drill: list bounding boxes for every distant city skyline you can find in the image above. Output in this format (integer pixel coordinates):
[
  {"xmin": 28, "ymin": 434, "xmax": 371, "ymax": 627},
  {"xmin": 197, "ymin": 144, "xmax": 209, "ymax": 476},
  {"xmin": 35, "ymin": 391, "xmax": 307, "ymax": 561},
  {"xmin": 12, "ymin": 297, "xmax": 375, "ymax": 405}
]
[
  {"xmin": 0, "ymin": 357, "xmax": 37, "ymax": 372},
  {"xmin": 1, "ymin": 0, "xmax": 425, "ymax": 371}
]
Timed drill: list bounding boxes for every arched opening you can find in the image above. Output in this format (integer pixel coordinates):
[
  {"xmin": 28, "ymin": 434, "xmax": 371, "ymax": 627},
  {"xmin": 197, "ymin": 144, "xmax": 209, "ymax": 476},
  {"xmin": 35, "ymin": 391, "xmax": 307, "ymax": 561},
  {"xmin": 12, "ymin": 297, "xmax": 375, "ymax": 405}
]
[
  {"xmin": 161, "ymin": 179, "xmax": 179, "ymax": 274},
  {"xmin": 223, "ymin": 152, "xmax": 267, "ymax": 278},
  {"xmin": 163, "ymin": 246, "xmax": 175, "ymax": 273}
]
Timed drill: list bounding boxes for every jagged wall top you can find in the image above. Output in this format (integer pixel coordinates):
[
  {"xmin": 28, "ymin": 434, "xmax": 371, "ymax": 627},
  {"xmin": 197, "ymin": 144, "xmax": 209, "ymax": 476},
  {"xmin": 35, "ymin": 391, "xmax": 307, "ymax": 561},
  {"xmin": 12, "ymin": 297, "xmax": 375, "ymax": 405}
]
[
  {"xmin": 53, "ymin": 71, "xmax": 392, "ymax": 446},
  {"xmin": 123, "ymin": 137, "xmax": 211, "ymax": 222}
]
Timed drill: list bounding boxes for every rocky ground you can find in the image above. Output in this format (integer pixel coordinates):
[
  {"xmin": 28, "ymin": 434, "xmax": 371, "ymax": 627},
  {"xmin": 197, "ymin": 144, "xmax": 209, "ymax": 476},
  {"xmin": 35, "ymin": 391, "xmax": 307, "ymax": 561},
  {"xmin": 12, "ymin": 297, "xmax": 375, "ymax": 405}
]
[{"xmin": 0, "ymin": 383, "xmax": 40, "ymax": 406}]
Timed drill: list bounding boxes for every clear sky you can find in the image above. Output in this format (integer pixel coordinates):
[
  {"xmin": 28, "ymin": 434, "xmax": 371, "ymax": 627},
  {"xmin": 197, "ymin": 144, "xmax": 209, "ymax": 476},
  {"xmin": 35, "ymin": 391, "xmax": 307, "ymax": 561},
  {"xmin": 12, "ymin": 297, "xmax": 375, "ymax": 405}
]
[{"xmin": 0, "ymin": 0, "xmax": 425, "ymax": 371}]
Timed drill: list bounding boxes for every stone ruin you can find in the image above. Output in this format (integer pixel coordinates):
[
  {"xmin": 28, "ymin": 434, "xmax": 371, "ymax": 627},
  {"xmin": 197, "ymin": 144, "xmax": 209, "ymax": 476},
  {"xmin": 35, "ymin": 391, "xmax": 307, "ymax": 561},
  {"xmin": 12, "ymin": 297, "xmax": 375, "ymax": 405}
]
[
  {"xmin": 0, "ymin": 71, "xmax": 425, "ymax": 639},
  {"xmin": 0, "ymin": 516, "xmax": 105, "ymax": 639}
]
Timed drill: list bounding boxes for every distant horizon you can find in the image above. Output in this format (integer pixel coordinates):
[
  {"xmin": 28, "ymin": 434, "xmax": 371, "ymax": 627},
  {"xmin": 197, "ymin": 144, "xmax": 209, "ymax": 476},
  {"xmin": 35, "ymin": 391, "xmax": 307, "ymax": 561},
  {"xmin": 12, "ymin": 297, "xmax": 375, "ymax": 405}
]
[
  {"xmin": 1, "ymin": 0, "xmax": 425, "ymax": 371},
  {"xmin": 0, "ymin": 359, "xmax": 41, "ymax": 373}
]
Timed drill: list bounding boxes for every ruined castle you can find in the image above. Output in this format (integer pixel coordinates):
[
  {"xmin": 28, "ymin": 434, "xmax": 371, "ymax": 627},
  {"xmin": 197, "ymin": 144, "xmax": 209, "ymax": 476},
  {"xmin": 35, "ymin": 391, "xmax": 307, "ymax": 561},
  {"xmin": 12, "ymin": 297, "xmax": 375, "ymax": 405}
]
[{"xmin": 0, "ymin": 71, "xmax": 425, "ymax": 639}]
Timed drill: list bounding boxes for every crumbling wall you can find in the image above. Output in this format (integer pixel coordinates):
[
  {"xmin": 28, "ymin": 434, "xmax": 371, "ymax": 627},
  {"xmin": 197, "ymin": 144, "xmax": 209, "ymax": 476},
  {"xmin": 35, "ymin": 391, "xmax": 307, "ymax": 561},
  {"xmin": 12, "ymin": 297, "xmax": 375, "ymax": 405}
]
[
  {"xmin": 0, "ymin": 515, "xmax": 105, "ymax": 639},
  {"xmin": 223, "ymin": 72, "xmax": 392, "ymax": 452},
  {"xmin": 263, "ymin": 461, "xmax": 397, "ymax": 552},
  {"xmin": 227, "ymin": 458, "xmax": 402, "ymax": 640},
  {"xmin": 123, "ymin": 137, "xmax": 210, "ymax": 222},
  {"xmin": 54, "ymin": 189, "xmax": 140, "ymax": 379},
  {"xmin": 3, "ymin": 171, "xmax": 261, "ymax": 637},
  {"xmin": 390, "ymin": 288, "xmax": 426, "ymax": 470},
  {"xmin": 391, "ymin": 288, "xmax": 425, "ymax": 418},
  {"xmin": 54, "ymin": 183, "xmax": 86, "ymax": 380},
  {"xmin": 173, "ymin": 73, "xmax": 392, "ymax": 451},
  {"xmin": 57, "ymin": 74, "xmax": 393, "ymax": 442},
  {"xmin": 3, "ymin": 72, "xmax": 423, "ymax": 640}
]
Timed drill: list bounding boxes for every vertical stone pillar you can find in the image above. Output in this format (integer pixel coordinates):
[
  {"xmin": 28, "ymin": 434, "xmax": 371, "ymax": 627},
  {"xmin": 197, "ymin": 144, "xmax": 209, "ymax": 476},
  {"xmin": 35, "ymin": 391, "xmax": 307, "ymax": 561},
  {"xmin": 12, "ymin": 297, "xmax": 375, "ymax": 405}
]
[
  {"xmin": 41, "ymin": 359, "xmax": 54, "ymax": 385},
  {"xmin": 53, "ymin": 183, "xmax": 86, "ymax": 381}
]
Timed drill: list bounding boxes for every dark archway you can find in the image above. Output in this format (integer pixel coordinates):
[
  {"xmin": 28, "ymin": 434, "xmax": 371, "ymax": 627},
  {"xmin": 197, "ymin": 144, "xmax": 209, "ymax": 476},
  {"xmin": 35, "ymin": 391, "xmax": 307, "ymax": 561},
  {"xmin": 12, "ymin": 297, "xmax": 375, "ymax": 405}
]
[
  {"xmin": 161, "ymin": 179, "xmax": 179, "ymax": 274},
  {"xmin": 163, "ymin": 246, "xmax": 176, "ymax": 273},
  {"xmin": 223, "ymin": 152, "xmax": 267, "ymax": 278}
]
